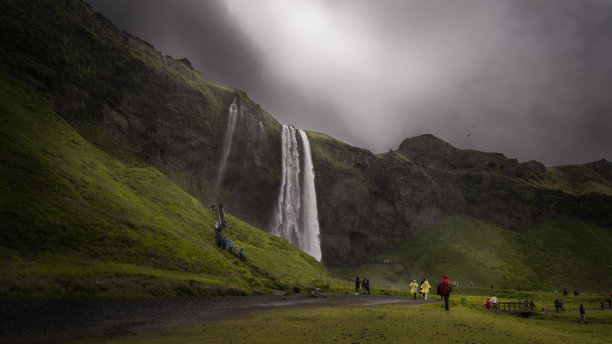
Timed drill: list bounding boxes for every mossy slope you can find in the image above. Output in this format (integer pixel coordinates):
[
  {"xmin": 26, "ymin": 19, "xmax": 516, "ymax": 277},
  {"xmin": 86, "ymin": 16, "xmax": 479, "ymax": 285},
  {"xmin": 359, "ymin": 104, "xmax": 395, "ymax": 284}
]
[
  {"xmin": 0, "ymin": 74, "xmax": 333, "ymax": 298},
  {"xmin": 331, "ymin": 215, "xmax": 612, "ymax": 291}
]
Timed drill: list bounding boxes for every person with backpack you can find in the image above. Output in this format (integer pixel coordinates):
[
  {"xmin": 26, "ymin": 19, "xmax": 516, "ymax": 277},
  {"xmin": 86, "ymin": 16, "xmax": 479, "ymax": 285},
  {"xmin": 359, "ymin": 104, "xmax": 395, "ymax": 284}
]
[
  {"xmin": 421, "ymin": 279, "xmax": 431, "ymax": 301},
  {"xmin": 228, "ymin": 239, "xmax": 233, "ymax": 253},
  {"xmin": 222, "ymin": 236, "xmax": 227, "ymax": 249},
  {"xmin": 436, "ymin": 281, "xmax": 442, "ymax": 299},
  {"xmin": 441, "ymin": 274, "xmax": 452, "ymax": 310}
]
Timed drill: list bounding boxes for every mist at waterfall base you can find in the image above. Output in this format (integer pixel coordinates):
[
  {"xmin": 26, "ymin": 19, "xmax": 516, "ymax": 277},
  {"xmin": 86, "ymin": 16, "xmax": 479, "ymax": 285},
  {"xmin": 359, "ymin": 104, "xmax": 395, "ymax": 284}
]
[{"xmin": 271, "ymin": 125, "xmax": 322, "ymax": 261}]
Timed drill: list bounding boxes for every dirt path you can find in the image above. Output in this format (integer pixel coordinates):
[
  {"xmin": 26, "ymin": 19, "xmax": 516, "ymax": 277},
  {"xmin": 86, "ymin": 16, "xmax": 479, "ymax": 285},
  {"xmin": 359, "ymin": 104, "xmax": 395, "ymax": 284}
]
[{"xmin": 0, "ymin": 293, "xmax": 435, "ymax": 343}]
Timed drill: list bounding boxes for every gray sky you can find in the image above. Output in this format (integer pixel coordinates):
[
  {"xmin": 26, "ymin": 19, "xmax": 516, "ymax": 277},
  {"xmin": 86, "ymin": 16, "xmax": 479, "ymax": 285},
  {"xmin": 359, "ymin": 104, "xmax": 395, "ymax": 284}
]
[{"xmin": 88, "ymin": 0, "xmax": 612, "ymax": 166}]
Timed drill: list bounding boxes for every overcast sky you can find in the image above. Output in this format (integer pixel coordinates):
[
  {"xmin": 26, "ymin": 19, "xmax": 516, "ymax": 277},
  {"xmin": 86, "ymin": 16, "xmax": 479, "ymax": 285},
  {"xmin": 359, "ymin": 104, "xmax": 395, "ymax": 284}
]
[{"xmin": 88, "ymin": 0, "xmax": 612, "ymax": 166}]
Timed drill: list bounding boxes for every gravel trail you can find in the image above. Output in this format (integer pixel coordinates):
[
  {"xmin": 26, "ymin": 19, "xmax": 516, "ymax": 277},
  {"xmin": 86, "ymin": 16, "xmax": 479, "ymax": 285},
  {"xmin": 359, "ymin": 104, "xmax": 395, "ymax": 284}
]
[{"xmin": 0, "ymin": 293, "xmax": 431, "ymax": 343}]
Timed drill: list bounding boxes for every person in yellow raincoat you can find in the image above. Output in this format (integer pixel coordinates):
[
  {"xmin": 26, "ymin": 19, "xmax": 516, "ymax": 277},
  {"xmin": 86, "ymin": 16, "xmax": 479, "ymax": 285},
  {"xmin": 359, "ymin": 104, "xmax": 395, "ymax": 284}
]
[
  {"xmin": 410, "ymin": 280, "xmax": 420, "ymax": 300},
  {"xmin": 421, "ymin": 278, "xmax": 432, "ymax": 301}
]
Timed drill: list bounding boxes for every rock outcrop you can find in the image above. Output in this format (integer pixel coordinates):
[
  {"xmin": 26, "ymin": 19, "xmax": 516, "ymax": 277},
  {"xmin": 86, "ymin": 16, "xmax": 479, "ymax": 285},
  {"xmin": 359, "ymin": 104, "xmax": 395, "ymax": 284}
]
[
  {"xmin": 311, "ymin": 134, "xmax": 612, "ymax": 265},
  {"xmin": 0, "ymin": 0, "xmax": 282, "ymax": 230}
]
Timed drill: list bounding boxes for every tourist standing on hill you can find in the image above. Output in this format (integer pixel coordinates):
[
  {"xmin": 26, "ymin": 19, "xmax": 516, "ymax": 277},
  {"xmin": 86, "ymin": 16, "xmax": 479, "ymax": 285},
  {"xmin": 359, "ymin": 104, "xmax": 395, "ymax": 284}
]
[
  {"xmin": 441, "ymin": 274, "xmax": 452, "ymax": 310},
  {"xmin": 365, "ymin": 278, "xmax": 370, "ymax": 295},
  {"xmin": 421, "ymin": 279, "xmax": 431, "ymax": 301},
  {"xmin": 578, "ymin": 304, "xmax": 587, "ymax": 324},
  {"xmin": 554, "ymin": 299, "xmax": 560, "ymax": 312},
  {"xmin": 410, "ymin": 280, "xmax": 419, "ymax": 300},
  {"xmin": 355, "ymin": 277, "xmax": 360, "ymax": 295}
]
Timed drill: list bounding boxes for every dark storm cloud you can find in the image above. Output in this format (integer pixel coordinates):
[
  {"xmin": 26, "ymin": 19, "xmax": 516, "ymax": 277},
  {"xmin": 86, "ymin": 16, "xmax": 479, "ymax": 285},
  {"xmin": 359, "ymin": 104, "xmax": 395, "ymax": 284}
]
[{"xmin": 88, "ymin": 0, "xmax": 612, "ymax": 166}]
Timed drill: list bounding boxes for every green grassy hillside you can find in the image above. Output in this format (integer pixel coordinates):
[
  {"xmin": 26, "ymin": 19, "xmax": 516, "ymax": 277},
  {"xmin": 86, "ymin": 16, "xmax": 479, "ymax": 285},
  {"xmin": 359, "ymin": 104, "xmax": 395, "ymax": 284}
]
[
  {"xmin": 0, "ymin": 74, "xmax": 341, "ymax": 298},
  {"xmin": 532, "ymin": 165, "xmax": 612, "ymax": 196},
  {"xmin": 331, "ymin": 215, "xmax": 612, "ymax": 292}
]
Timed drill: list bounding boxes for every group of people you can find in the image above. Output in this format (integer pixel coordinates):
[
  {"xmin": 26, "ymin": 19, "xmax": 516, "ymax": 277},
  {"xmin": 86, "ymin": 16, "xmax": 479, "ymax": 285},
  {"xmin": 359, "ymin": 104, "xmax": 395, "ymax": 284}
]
[
  {"xmin": 485, "ymin": 295, "xmax": 498, "ymax": 309},
  {"xmin": 214, "ymin": 222, "xmax": 245, "ymax": 260},
  {"xmin": 409, "ymin": 279, "xmax": 432, "ymax": 300},
  {"xmin": 554, "ymin": 288, "xmax": 579, "ymax": 296},
  {"xmin": 354, "ymin": 276, "xmax": 371, "ymax": 295}
]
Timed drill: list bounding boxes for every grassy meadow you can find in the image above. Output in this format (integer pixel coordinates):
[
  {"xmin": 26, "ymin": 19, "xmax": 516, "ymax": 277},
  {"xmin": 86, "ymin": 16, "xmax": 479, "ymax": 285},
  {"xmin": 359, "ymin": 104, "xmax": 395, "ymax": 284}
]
[
  {"xmin": 66, "ymin": 289, "xmax": 612, "ymax": 344},
  {"xmin": 331, "ymin": 215, "xmax": 612, "ymax": 292}
]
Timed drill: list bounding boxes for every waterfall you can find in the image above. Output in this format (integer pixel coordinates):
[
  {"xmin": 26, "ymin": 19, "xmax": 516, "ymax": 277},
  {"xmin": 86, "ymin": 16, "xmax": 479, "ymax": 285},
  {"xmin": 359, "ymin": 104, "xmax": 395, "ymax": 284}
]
[
  {"xmin": 214, "ymin": 98, "xmax": 239, "ymax": 199},
  {"xmin": 272, "ymin": 125, "xmax": 322, "ymax": 261}
]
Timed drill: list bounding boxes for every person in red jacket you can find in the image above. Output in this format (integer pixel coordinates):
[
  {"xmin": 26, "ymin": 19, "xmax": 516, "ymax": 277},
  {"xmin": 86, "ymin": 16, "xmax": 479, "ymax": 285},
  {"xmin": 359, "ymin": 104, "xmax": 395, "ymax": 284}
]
[{"xmin": 440, "ymin": 274, "xmax": 452, "ymax": 311}]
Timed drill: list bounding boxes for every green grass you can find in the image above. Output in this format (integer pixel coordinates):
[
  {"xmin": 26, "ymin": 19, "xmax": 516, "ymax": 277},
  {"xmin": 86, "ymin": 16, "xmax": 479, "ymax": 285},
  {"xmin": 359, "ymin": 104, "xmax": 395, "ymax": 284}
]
[
  {"xmin": 66, "ymin": 292, "xmax": 612, "ymax": 344},
  {"xmin": 331, "ymin": 215, "xmax": 612, "ymax": 292},
  {"xmin": 532, "ymin": 166, "xmax": 612, "ymax": 196},
  {"xmin": 0, "ymin": 73, "xmax": 342, "ymax": 298}
]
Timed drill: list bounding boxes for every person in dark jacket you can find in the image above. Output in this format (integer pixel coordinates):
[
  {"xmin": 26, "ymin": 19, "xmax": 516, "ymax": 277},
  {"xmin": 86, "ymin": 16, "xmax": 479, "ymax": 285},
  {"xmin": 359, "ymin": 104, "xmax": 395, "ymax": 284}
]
[
  {"xmin": 578, "ymin": 304, "xmax": 587, "ymax": 324},
  {"xmin": 355, "ymin": 277, "xmax": 360, "ymax": 295},
  {"xmin": 441, "ymin": 274, "xmax": 452, "ymax": 311},
  {"xmin": 222, "ymin": 236, "xmax": 227, "ymax": 249},
  {"xmin": 365, "ymin": 278, "xmax": 370, "ymax": 295}
]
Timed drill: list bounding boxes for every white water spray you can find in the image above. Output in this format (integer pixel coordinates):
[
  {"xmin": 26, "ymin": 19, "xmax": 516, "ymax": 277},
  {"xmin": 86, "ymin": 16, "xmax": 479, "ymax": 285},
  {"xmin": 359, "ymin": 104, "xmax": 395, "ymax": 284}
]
[
  {"xmin": 272, "ymin": 125, "xmax": 322, "ymax": 261},
  {"xmin": 214, "ymin": 98, "xmax": 238, "ymax": 198}
]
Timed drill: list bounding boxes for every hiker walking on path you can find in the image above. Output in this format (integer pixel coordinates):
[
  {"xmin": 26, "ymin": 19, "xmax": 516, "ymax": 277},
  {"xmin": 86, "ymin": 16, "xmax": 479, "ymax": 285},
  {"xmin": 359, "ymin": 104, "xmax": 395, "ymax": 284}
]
[
  {"xmin": 578, "ymin": 304, "xmax": 587, "ymax": 324},
  {"xmin": 554, "ymin": 299, "xmax": 560, "ymax": 312},
  {"xmin": 228, "ymin": 240, "xmax": 233, "ymax": 253},
  {"xmin": 410, "ymin": 280, "xmax": 419, "ymax": 300},
  {"xmin": 365, "ymin": 278, "xmax": 370, "ymax": 295},
  {"xmin": 421, "ymin": 279, "xmax": 431, "ymax": 301},
  {"xmin": 441, "ymin": 274, "xmax": 452, "ymax": 311},
  {"xmin": 355, "ymin": 277, "xmax": 360, "ymax": 295}
]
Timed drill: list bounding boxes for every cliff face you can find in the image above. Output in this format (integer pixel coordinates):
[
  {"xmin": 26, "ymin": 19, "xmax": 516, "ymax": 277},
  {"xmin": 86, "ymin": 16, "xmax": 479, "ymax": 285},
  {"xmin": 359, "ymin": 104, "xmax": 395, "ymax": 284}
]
[
  {"xmin": 0, "ymin": 0, "xmax": 282, "ymax": 230},
  {"xmin": 311, "ymin": 133, "xmax": 612, "ymax": 265}
]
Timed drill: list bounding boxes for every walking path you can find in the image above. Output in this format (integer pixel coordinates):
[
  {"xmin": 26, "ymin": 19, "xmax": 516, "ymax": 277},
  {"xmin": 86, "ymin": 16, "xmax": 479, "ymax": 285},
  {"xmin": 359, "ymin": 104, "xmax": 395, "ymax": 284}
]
[{"xmin": 0, "ymin": 293, "xmax": 435, "ymax": 343}]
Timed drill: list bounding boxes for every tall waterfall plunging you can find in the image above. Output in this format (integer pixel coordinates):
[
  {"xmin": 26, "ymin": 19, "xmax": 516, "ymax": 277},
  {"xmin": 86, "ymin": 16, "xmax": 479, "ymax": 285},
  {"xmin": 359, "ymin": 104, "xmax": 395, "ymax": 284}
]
[
  {"xmin": 214, "ymin": 98, "xmax": 238, "ymax": 199},
  {"xmin": 272, "ymin": 125, "xmax": 322, "ymax": 261}
]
